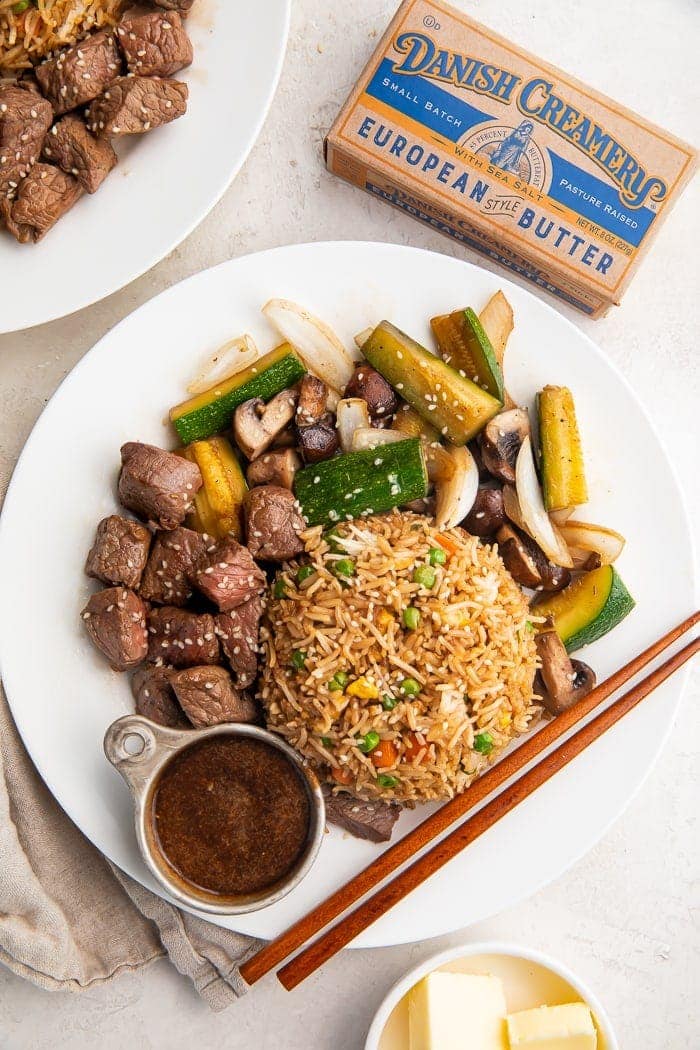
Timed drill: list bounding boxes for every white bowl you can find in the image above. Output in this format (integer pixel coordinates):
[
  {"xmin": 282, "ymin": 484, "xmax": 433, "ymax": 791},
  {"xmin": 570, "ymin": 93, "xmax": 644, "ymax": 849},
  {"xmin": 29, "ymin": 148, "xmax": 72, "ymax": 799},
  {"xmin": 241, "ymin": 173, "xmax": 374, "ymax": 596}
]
[{"xmin": 365, "ymin": 941, "xmax": 619, "ymax": 1050}]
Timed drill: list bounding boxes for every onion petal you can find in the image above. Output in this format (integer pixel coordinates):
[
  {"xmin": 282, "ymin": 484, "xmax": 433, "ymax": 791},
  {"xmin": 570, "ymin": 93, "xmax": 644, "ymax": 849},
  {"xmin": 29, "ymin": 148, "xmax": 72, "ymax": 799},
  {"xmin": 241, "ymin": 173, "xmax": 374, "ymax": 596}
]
[
  {"xmin": 336, "ymin": 398, "xmax": 370, "ymax": 452},
  {"xmin": 186, "ymin": 335, "xmax": 258, "ymax": 395},
  {"xmin": 515, "ymin": 437, "xmax": 573, "ymax": 568},
  {"xmin": 262, "ymin": 298, "xmax": 355, "ymax": 394},
  {"xmin": 354, "ymin": 326, "xmax": 374, "ymax": 351},
  {"xmin": 434, "ymin": 445, "xmax": 479, "ymax": 530},
  {"xmin": 559, "ymin": 520, "xmax": 625, "ymax": 564},
  {"xmin": 351, "ymin": 427, "xmax": 405, "ymax": 452}
]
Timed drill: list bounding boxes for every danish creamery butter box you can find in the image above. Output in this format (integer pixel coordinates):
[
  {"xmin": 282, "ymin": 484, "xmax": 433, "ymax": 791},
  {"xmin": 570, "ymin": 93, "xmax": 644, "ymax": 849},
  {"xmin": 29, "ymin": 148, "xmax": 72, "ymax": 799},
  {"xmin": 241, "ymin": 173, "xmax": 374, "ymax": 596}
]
[{"xmin": 325, "ymin": 0, "xmax": 697, "ymax": 316}]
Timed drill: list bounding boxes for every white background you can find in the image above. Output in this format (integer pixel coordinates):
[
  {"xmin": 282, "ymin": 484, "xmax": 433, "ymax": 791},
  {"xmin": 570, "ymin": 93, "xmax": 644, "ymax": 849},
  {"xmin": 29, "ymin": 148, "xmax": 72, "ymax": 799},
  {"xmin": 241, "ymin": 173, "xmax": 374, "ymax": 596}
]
[{"xmin": 0, "ymin": 0, "xmax": 697, "ymax": 1047}]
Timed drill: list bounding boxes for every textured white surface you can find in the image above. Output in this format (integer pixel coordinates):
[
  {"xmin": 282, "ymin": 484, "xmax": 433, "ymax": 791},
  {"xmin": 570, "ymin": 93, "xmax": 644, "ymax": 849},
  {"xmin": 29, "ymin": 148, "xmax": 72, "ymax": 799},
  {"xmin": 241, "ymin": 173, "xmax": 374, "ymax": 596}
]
[{"xmin": 0, "ymin": 0, "xmax": 697, "ymax": 1047}]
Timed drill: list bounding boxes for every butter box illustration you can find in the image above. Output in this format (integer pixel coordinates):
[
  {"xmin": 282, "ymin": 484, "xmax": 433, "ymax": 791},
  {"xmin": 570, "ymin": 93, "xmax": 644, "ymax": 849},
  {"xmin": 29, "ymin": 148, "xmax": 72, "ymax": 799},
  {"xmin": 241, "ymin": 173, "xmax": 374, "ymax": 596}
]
[{"xmin": 325, "ymin": 0, "xmax": 697, "ymax": 316}]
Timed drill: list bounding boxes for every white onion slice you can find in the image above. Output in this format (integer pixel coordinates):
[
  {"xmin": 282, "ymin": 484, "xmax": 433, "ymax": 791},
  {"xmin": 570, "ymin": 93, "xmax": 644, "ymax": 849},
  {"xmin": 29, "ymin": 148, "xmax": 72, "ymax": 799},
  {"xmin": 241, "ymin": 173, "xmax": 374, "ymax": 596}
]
[
  {"xmin": 262, "ymin": 298, "xmax": 355, "ymax": 393},
  {"xmin": 186, "ymin": 335, "xmax": 259, "ymax": 395},
  {"xmin": 434, "ymin": 445, "xmax": 479, "ymax": 530},
  {"xmin": 351, "ymin": 427, "xmax": 405, "ymax": 452},
  {"xmin": 354, "ymin": 326, "xmax": 374, "ymax": 351},
  {"xmin": 559, "ymin": 520, "xmax": 625, "ymax": 564},
  {"xmin": 336, "ymin": 398, "xmax": 370, "ymax": 452},
  {"xmin": 549, "ymin": 506, "xmax": 575, "ymax": 525},
  {"xmin": 515, "ymin": 437, "xmax": 573, "ymax": 568}
]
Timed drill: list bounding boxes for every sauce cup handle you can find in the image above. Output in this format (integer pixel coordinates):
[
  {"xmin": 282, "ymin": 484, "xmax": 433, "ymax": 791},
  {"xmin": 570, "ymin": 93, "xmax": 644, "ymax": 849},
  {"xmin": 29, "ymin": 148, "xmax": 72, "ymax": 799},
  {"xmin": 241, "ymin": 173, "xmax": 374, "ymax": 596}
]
[{"xmin": 103, "ymin": 714, "xmax": 178, "ymax": 793}]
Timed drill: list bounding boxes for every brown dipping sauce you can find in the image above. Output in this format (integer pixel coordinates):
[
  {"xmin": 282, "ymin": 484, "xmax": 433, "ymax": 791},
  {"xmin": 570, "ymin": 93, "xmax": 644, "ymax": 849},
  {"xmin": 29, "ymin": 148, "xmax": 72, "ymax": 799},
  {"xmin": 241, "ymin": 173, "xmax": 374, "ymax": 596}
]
[{"xmin": 152, "ymin": 736, "xmax": 311, "ymax": 897}]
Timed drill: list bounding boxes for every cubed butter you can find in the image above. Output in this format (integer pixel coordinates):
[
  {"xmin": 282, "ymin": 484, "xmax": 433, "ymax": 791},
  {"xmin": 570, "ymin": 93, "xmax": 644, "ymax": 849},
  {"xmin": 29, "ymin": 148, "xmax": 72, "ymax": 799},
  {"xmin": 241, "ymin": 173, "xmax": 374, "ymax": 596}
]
[
  {"xmin": 506, "ymin": 1002, "xmax": 597, "ymax": 1049},
  {"xmin": 408, "ymin": 972, "xmax": 508, "ymax": 1050}
]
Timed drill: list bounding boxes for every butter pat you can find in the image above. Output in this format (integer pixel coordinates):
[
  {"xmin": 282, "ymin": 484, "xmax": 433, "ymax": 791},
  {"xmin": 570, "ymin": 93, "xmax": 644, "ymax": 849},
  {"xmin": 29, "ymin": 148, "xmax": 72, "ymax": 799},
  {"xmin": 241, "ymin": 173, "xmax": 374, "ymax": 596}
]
[
  {"xmin": 506, "ymin": 1003, "xmax": 597, "ymax": 1049},
  {"xmin": 408, "ymin": 972, "xmax": 508, "ymax": 1050}
]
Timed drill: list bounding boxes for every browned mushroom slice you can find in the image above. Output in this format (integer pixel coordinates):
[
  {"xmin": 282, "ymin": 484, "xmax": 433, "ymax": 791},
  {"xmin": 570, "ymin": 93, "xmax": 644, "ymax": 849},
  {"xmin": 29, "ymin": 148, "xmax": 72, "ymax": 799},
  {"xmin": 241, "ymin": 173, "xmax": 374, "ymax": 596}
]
[
  {"xmin": 246, "ymin": 448, "xmax": 302, "ymax": 489},
  {"xmin": 480, "ymin": 408, "xmax": 530, "ymax": 483},
  {"xmin": 344, "ymin": 363, "xmax": 398, "ymax": 421},
  {"xmin": 297, "ymin": 415, "xmax": 339, "ymax": 463},
  {"xmin": 497, "ymin": 524, "xmax": 571, "ymax": 592},
  {"xmin": 461, "ymin": 486, "xmax": 505, "ymax": 537},
  {"xmin": 233, "ymin": 389, "xmax": 298, "ymax": 460},
  {"xmin": 296, "ymin": 374, "xmax": 328, "ymax": 427},
  {"xmin": 535, "ymin": 622, "xmax": 596, "ymax": 714}
]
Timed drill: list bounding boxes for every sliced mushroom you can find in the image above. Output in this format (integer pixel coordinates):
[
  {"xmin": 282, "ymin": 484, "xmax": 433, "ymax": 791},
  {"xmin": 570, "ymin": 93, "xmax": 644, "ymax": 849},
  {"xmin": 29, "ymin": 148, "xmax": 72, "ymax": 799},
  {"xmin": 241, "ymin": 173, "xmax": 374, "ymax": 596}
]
[
  {"xmin": 480, "ymin": 408, "xmax": 530, "ymax": 483},
  {"xmin": 246, "ymin": 448, "xmax": 302, "ymax": 489},
  {"xmin": 535, "ymin": 621, "xmax": 596, "ymax": 714},
  {"xmin": 344, "ymin": 363, "xmax": 398, "ymax": 420},
  {"xmin": 462, "ymin": 486, "xmax": 505, "ymax": 537},
  {"xmin": 234, "ymin": 390, "xmax": 298, "ymax": 460},
  {"xmin": 296, "ymin": 374, "xmax": 328, "ymax": 427},
  {"xmin": 497, "ymin": 523, "xmax": 572, "ymax": 592},
  {"xmin": 298, "ymin": 415, "xmax": 339, "ymax": 463}
]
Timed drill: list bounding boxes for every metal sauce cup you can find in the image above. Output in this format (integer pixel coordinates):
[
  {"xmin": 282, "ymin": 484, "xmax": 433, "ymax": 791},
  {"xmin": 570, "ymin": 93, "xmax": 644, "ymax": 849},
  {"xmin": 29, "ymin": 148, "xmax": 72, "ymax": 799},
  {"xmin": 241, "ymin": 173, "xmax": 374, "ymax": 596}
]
[{"xmin": 104, "ymin": 715, "xmax": 325, "ymax": 915}]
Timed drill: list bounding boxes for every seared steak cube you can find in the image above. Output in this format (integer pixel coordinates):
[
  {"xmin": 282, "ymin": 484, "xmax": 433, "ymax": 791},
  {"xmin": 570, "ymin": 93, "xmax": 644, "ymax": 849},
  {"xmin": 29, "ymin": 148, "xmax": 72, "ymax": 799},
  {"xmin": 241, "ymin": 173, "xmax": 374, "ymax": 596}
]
[
  {"xmin": 42, "ymin": 114, "xmax": 117, "ymax": 193},
  {"xmin": 85, "ymin": 514, "xmax": 152, "ymax": 589},
  {"xmin": 194, "ymin": 537, "xmax": 266, "ymax": 611},
  {"xmin": 139, "ymin": 525, "xmax": 208, "ymax": 606},
  {"xmin": 82, "ymin": 586, "xmax": 148, "ymax": 671},
  {"xmin": 131, "ymin": 664, "xmax": 187, "ymax": 727},
  {"xmin": 118, "ymin": 442, "xmax": 202, "ymax": 530},
  {"xmin": 171, "ymin": 666, "xmax": 258, "ymax": 728},
  {"xmin": 344, "ymin": 364, "xmax": 398, "ymax": 421},
  {"xmin": 152, "ymin": 0, "xmax": 195, "ymax": 14},
  {"xmin": 322, "ymin": 786, "xmax": 401, "ymax": 843},
  {"xmin": 9, "ymin": 163, "xmax": 82, "ymax": 242},
  {"xmin": 245, "ymin": 486, "xmax": 305, "ymax": 562},
  {"xmin": 147, "ymin": 606, "xmax": 219, "ymax": 667},
  {"xmin": 215, "ymin": 594, "xmax": 263, "ymax": 688},
  {"xmin": 87, "ymin": 76, "xmax": 187, "ymax": 138},
  {"xmin": 0, "ymin": 84, "xmax": 53, "ymax": 196},
  {"xmin": 36, "ymin": 29, "xmax": 122, "ymax": 116},
  {"xmin": 116, "ymin": 7, "xmax": 193, "ymax": 77}
]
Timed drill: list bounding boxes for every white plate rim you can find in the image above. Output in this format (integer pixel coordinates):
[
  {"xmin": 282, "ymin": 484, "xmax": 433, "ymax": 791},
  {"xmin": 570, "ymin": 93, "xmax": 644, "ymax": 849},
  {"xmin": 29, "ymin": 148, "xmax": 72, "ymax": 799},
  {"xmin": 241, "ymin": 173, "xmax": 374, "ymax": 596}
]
[
  {"xmin": 363, "ymin": 940, "xmax": 620, "ymax": 1049},
  {"xmin": 0, "ymin": 0, "xmax": 291, "ymax": 334},
  {"xmin": 0, "ymin": 241, "xmax": 695, "ymax": 947}
]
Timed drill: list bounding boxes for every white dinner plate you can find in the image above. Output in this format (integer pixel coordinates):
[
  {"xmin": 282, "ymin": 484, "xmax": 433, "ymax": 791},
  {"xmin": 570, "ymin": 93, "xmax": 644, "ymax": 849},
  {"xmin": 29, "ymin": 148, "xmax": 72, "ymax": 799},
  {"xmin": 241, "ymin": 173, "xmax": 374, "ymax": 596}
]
[
  {"xmin": 0, "ymin": 0, "xmax": 290, "ymax": 334},
  {"xmin": 0, "ymin": 242, "xmax": 695, "ymax": 945}
]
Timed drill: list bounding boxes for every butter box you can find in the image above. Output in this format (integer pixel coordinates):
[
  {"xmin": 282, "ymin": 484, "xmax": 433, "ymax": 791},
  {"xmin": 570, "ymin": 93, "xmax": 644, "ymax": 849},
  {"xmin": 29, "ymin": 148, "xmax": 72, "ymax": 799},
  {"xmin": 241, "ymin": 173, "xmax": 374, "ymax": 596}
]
[{"xmin": 325, "ymin": 0, "xmax": 697, "ymax": 316}]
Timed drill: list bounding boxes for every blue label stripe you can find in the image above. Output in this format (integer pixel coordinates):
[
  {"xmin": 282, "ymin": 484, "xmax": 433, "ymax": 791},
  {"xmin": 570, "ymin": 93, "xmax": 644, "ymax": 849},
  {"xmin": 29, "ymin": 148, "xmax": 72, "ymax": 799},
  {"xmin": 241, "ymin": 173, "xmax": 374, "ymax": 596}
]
[
  {"xmin": 364, "ymin": 58, "xmax": 656, "ymax": 247},
  {"xmin": 366, "ymin": 57, "xmax": 493, "ymax": 142}
]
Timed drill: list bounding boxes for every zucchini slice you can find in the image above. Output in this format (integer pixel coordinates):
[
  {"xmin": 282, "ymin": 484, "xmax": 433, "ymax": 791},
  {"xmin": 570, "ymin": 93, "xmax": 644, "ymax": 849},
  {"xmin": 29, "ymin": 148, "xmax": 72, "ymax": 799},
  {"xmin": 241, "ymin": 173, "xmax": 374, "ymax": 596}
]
[
  {"xmin": 391, "ymin": 404, "xmax": 439, "ymax": 443},
  {"xmin": 430, "ymin": 307, "xmax": 505, "ymax": 401},
  {"xmin": 182, "ymin": 436, "xmax": 248, "ymax": 539},
  {"xmin": 170, "ymin": 343, "xmax": 305, "ymax": 444},
  {"xmin": 535, "ymin": 565, "xmax": 635, "ymax": 652},
  {"xmin": 362, "ymin": 321, "xmax": 502, "ymax": 445},
  {"xmin": 537, "ymin": 385, "xmax": 588, "ymax": 511},
  {"xmin": 294, "ymin": 438, "xmax": 428, "ymax": 525}
]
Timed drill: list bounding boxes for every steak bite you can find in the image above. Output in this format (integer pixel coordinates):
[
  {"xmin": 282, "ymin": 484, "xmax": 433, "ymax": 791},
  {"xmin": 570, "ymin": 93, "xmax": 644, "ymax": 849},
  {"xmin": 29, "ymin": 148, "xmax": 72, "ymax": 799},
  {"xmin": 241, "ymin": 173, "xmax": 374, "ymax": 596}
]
[
  {"xmin": 87, "ymin": 75, "xmax": 187, "ymax": 138},
  {"xmin": 131, "ymin": 664, "xmax": 187, "ymax": 727},
  {"xmin": 322, "ymin": 786, "xmax": 401, "ymax": 843},
  {"xmin": 215, "ymin": 594, "xmax": 263, "ymax": 688},
  {"xmin": 245, "ymin": 486, "xmax": 305, "ymax": 562},
  {"xmin": 36, "ymin": 29, "xmax": 122, "ymax": 116},
  {"xmin": 152, "ymin": 0, "xmax": 195, "ymax": 14},
  {"xmin": 171, "ymin": 666, "xmax": 258, "ymax": 728},
  {"xmin": 42, "ymin": 114, "xmax": 117, "ymax": 194},
  {"xmin": 0, "ymin": 84, "xmax": 53, "ymax": 196},
  {"xmin": 9, "ymin": 163, "xmax": 82, "ymax": 242},
  {"xmin": 139, "ymin": 525, "xmax": 209, "ymax": 606},
  {"xmin": 118, "ymin": 442, "xmax": 202, "ymax": 530},
  {"xmin": 116, "ymin": 7, "xmax": 193, "ymax": 77},
  {"xmin": 82, "ymin": 586, "xmax": 148, "ymax": 671},
  {"xmin": 85, "ymin": 514, "xmax": 152, "ymax": 589},
  {"xmin": 194, "ymin": 537, "xmax": 266, "ymax": 611},
  {"xmin": 147, "ymin": 606, "xmax": 219, "ymax": 668}
]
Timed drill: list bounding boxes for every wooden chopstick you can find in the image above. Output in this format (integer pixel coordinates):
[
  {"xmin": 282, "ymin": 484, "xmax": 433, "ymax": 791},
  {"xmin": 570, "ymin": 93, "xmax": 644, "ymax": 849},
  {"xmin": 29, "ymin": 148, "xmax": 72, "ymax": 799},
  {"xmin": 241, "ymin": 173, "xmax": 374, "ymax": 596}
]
[
  {"xmin": 240, "ymin": 611, "xmax": 699, "ymax": 988},
  {"xmin": 276, "ymin": 632, "xmax": 699, "ymax": 990}
]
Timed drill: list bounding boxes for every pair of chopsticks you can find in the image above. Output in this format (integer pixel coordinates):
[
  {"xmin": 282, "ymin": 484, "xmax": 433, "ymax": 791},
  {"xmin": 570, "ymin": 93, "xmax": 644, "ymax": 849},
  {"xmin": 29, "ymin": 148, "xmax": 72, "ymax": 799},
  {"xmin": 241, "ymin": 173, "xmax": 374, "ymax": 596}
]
[{"xmin": 240, "ymin": 611, "xmax": 699, "ymax": 991}]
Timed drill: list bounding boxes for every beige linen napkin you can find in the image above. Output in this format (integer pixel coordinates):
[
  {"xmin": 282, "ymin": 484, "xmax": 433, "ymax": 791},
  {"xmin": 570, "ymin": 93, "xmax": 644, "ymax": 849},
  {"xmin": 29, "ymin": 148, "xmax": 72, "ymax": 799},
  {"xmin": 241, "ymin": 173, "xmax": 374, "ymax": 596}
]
[{"xmin": 0, "ymin": 683, "xmax": 263, "ymax": 1010}]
